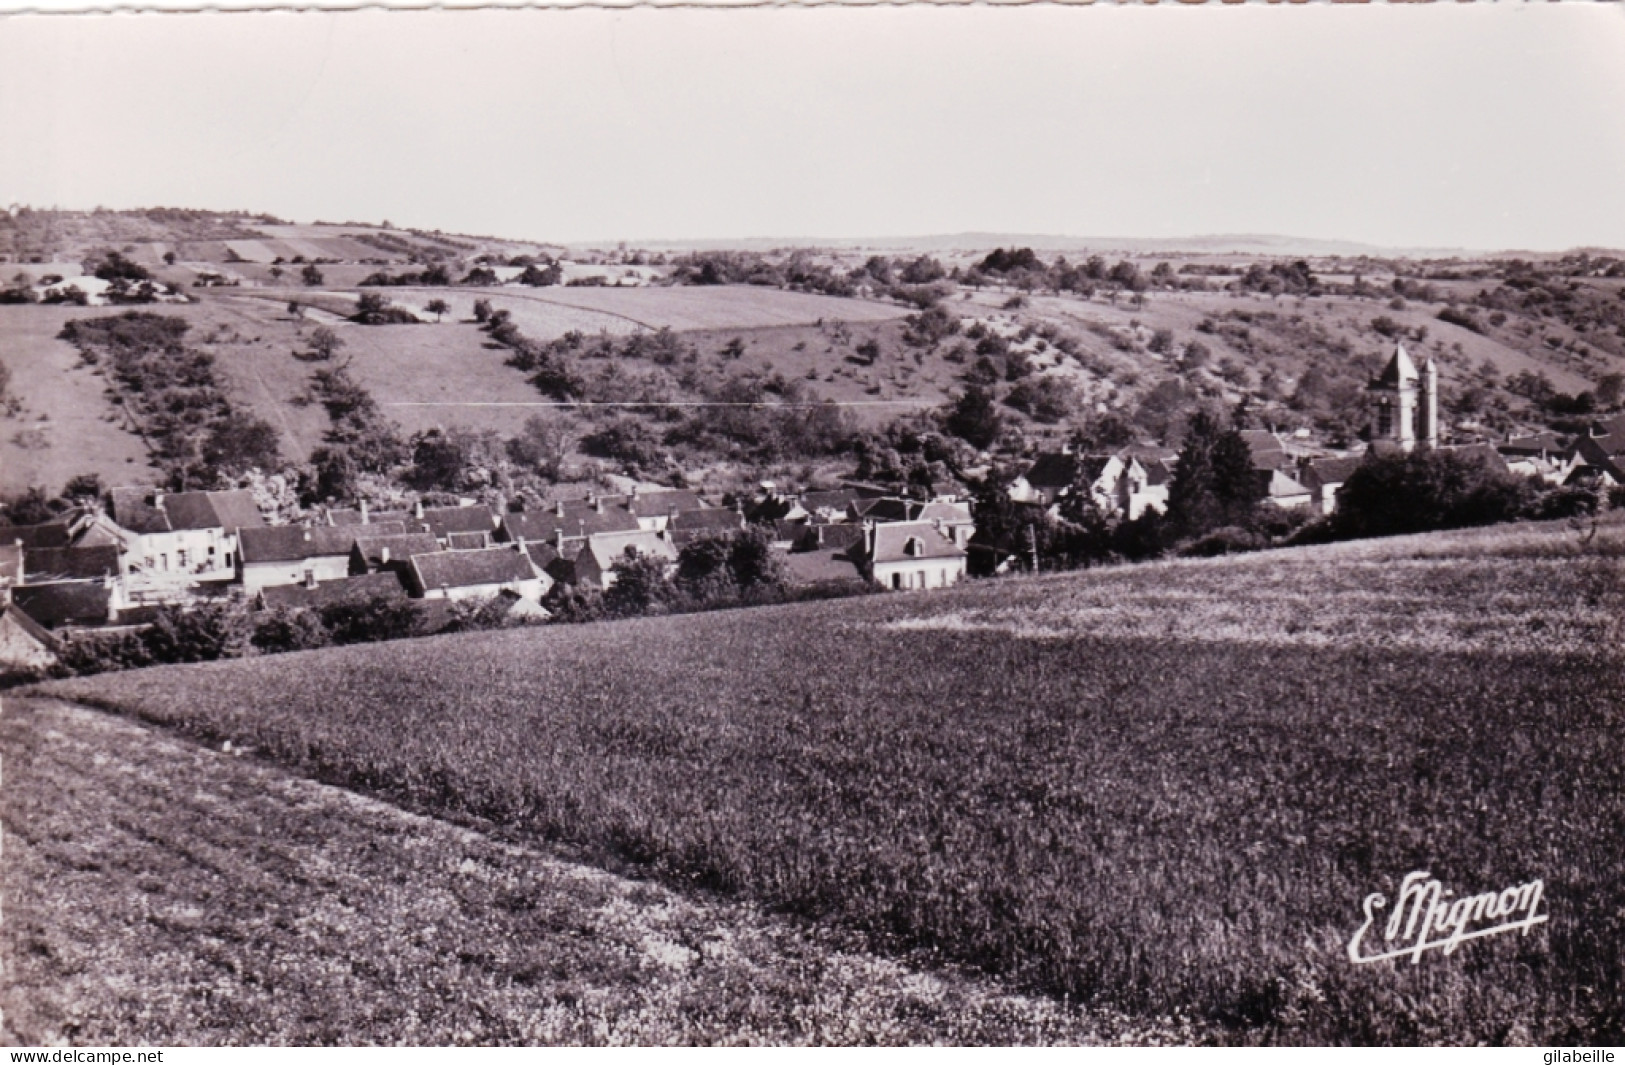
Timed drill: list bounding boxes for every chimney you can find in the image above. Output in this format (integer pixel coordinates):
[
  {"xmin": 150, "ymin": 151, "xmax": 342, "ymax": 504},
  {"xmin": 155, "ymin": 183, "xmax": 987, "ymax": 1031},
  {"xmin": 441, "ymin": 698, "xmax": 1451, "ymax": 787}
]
[
  {"xmin": 594, "ymin": 496, "xmax": 604, "ymax": 515},
  {"xmin": 516, "ymin": 535, "xmax": 527, "ymax": 556},
  {"xmin": 360, "ymin": 499, "xmax": 370, "ymax": 525},
  {"xmin": 152, "ymin": 490, "xmax": 165, "ymax": 511},
  {"xmin": 303, "ymin": 527, "xmax": 312, "ymax": 542},
  {"xmin": 380, "ymin": 546, "xmax": 391, "ymax": 565},
  {"xmin": 554, "ymin": 527, "xmax": 565, "ymax": 551},
  {"xmin": 554, "ymin": 499, "xmax": 565, "ymax": 518},
  {"xmin": 414, "ymin": 499, "xmax": 425, "ymax": 520}
]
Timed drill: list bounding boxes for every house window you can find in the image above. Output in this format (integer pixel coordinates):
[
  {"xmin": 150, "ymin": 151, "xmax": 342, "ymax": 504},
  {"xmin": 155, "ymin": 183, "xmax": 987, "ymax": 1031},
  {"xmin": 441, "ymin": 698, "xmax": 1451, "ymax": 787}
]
[
  {"xmin": 177, "ymin": 550, "xmax": 188, "ymax": 569},
  {"xmin": 891, "ymin": 573, "xmax": 903, "ymax": 590}
]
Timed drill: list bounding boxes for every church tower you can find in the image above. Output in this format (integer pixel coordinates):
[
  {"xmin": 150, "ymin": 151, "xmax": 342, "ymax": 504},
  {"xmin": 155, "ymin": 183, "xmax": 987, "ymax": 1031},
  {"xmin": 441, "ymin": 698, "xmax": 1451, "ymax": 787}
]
[
  {"xmin": 1418, "ymin": 353, "xmax": 1439, "ymax": 449},
  {"xmin": 1368, "ymin": 342, "xmax": 1419, "ymax": 450}
]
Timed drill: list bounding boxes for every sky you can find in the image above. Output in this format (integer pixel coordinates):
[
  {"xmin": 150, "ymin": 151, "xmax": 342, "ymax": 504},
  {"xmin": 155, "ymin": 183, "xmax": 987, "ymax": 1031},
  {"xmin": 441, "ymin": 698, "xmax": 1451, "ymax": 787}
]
[{"xmin": 1, "ymin": 4, "xmax": 1623, "ymax": 251}]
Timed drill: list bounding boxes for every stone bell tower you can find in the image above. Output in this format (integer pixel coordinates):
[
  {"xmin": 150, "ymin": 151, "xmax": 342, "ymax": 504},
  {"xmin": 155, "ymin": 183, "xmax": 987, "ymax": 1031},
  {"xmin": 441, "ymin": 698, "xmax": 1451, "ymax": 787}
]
[{"xmin": 1368, "ymin": 342, "xmax": 1437, "ymax": 451}]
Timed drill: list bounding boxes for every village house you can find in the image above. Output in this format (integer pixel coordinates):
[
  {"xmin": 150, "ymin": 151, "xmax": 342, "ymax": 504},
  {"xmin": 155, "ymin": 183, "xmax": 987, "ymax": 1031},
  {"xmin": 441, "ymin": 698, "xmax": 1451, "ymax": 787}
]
[
  {"xmin": 1572, "ymin": 414, "xmax": 1625, "ymax": 484},
  {"xmin": 1298, "ymin": 455, "xmax": 1365, "ymax": 515},
  {"xmin": 237, "ymin": 521, "xmax": 408, "ymax": 595},
  {"xmin": 1008, "ymin": 451, "xmax": 1134, "ymax": 516},
  {"xmin": 108, "ymin": 487, "xmax": 264, "ymax": 581},
  {"xmin": 561, "ymin": 529, "xmax": 680, "ymax": 590},
  {"xmin": 1257, "ymin": 468, "xmax": 1314, "ymax": 510},
  {"xmin": 1118, "ymin": 458, "xmax": 1173, "ymax": 520},
  {"xmin": 860, "ymin": 520, "xmax": 968, "ymax": 591},
  {"xmin": 617, "ymin": 487, "xmax": 708, "ymax": 532},
  {"xmin": 405, "ymin": 546, "xmax": 550, "ymax": 601}
]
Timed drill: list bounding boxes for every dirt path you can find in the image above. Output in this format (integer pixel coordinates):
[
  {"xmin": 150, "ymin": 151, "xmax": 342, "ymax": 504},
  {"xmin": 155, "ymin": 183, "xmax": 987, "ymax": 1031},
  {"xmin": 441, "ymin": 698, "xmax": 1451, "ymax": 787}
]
[{"xmin": 0, "ymin": 697, "xmax": 1202, "ymax": 1046}]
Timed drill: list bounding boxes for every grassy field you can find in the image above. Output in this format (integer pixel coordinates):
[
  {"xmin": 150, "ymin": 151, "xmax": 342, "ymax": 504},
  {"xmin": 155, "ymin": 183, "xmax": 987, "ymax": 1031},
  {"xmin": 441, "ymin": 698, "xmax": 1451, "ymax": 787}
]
[
  {"xmin": 2, "ymin": 699, "xmax": 1200, "ymax": 1046},
  {"xmin": 37, "ymin": 519, "xmax": 1625, "ymax": 1044},
  {"xmin": 0, "ymin": 306, "xmax": 155, "ymax": 494}
]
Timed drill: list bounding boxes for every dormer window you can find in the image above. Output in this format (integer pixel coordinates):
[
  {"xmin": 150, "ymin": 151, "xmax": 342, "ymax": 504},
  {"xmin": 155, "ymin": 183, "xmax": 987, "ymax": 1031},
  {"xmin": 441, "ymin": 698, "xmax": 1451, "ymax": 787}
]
[{"xmin": 904, "ymin": 537, "xmax": 923, "ymax": 557}]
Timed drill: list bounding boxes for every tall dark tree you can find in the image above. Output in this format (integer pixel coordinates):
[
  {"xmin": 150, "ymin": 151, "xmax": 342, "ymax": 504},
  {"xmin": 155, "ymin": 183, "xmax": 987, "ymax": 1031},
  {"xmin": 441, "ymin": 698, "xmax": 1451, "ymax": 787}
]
[{"xmin": 944, "ymin": 386, "xmax": 1003, "ymax": 451}]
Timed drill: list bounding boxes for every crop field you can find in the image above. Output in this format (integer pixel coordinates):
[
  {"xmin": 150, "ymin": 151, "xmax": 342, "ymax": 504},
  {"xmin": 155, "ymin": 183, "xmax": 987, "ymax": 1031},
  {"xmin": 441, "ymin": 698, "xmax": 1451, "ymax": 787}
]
[
  {"xmin": 0, "ymin": 306, "xmax": 154, "ymax": 493},
  {"xmin": 471, "ymin": 285, "xmax": 909, "ymax": 333},
  {"xmin": 38, "ymin": 520, "xmax": 1625, "ymax": 1044},
  {"xmin": 2, "ymin": 699, "xmax": 1196, "ymax": 1046}
]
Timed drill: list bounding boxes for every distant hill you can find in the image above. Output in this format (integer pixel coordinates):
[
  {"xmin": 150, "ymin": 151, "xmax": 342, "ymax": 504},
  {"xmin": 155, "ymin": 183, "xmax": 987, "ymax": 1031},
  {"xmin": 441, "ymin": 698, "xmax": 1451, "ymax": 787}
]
[{"xmin": 588, "ymin": 232, "xmax": 1625, "ymax": 261}]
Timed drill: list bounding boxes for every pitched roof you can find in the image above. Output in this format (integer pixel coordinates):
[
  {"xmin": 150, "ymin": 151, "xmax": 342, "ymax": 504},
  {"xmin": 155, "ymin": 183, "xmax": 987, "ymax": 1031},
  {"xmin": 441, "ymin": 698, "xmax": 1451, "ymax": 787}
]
[
  {"xmin": 1117, "ymin": 443, "xmax": 1180, "ymax": 465},
  {"xmin": 868, "ymin": 521, "xmax": 966, "ymax": 564},
  {"xmin": 239, "ymin": 521, "xmax": 407, "ymax": 564},
  {"xmin": 1371, "ymin": 343, "xmax": 1419, "ymax": 388},
  {"xmin": 202, "ymin": 491, "xmax": 266, "ymax": 531},
  {"xmin": 23, "ymin": 545, "xmax": 121, "ymax": 581},
  {"xmin": 419, "ymin": 505, "xmax": 501, "ymax": 538},
  {"xmin": 800, "ymin": 523, "xmax": 865, "ymax": 553},
  {"xmin": 1299, "ymin": 456, "xmax": 1364, "ymax": 488},
  {"xmin": 668, "ymin": 509, "xmax": 744, "ymax": 534},
  {"xmin": 508, "ymin": 500, "xmax": 641, "ymax": 539},
  {"xmin": 11, "ymin": 581, "xmax": 113, "ymax": 627},
  {"xmin": 351, "ymin": 532, "xmax": 442, "ymax": 568},
  {"xmin": 1021, "ymin": 453, "xmax": 1116, "ymax": 491},
  {"xmin": 108, "ymin": 488, "xmax": 264, "ymax": 534},
  {"xmin": 1445, "ymin": 443, "xmax": 1511, "ymax": 472},
  {"xmin": 1262, "ymin": 469, "xmax": 1311, "ymax": 499},
  {"xmin": 1021, "ymin": 452, "xmax": 1081, "ymax": 490},
  {"xmin": 1142, "ymin": 459, "xmax": 1175, "ymax": 487},
  {"xmin": 621, "ymin": 489, "xmax": 706, "ymax": 518},
  {"xmin": 781, "ymin": 550, "xmax": 867, "ymax": 587},
  {"xmin": 259, "ymin": 571, "xmax": 408, "ymax": 610},
  {"xmin": 410, "ymin": 546, "xmax": 538, "ymax": 591},
  {"xmin": 0, "ymin": 603, "xmax": 58, "ymax": 650},
  {"xmin": 108, "ymin": 487, "xmax": 172, "ymax": 534},
  {"xmin": 0, "ymin": 520, "xmax": 73, "ymax": 550},
  {"xmin": 801, "ymin": 488, "xmax": 862, "ymax": 513},
  {"xmin": 916, "ymin": 500, "xmax": 973, "ymax": 524},
  {"xmin": 581, "ymin": 530, "xmax": 678, "ymax": 571},
  {"xmin": 1238, "ymin": 430, "xmax": 1289, "ymax": 469}
]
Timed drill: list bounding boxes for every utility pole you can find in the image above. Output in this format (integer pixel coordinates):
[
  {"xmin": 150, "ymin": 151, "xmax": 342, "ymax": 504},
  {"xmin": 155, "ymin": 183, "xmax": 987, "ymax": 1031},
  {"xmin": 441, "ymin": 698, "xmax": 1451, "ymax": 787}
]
[{"xmin": 1027, "ymin": 523, "xmax": 1039, "ymax": 573}]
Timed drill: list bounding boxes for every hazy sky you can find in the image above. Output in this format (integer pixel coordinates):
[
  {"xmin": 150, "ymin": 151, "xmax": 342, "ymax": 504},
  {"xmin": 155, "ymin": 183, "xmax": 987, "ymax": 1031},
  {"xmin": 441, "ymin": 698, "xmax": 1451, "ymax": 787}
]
[{"xmin": 1, "ymin": 4, "xmax": 1622, "ymax": 250}]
